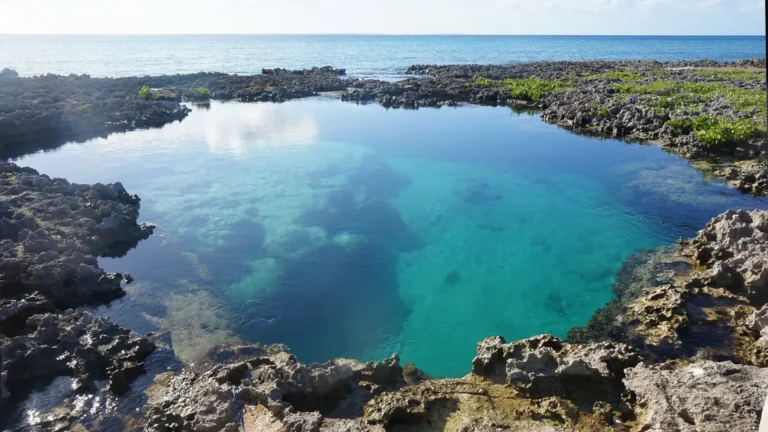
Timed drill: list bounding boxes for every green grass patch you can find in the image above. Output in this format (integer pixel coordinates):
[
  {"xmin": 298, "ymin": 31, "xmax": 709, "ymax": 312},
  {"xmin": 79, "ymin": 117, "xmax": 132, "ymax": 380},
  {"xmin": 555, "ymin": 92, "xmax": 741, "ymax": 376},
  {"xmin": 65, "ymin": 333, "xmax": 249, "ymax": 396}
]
[
  {"xmin": 603, "ymin": 70, "xmax": 643, "ymax": 81},
  {"xmin": 501, "ymin": 77, "xmax": 572, "ymax": 101},
  {"xmin": 666, "ymin": 118, "xmax": 693, "ymax": 136},
  {"xmin": 666, "ymin": 115, "xmax": 759, "ymax": 147},
  {"xmin": 472, "ymin": 77, "xmax": 572, "ymax": 101},
  {"xmin": 611, "ymin": 79, "xmax": 767, "ymax": 118},
  {"xmin": 3, "ymin": 172, "xmax": 17, "ymax": 183},
  {"xmin": 138, "ymin": 85, "xmax": 151, "ymax": 100},
  {"xmin": 474, "ymin": 77, "xmax": 494, "ymax": 87},
  {"xmin": 189, "ymin": 87, "xmax": 211, "ymax": 98},
  {"xmin": 20, "ymin": 207, "xmax": 33, "ymax": 218},
  {"xmin": 693, "ymin": 69, "xmax": 766, "ymax": 81},
  {"xmin": 589, "ymin": 103, "xmax": 610, "ymax": 118}
]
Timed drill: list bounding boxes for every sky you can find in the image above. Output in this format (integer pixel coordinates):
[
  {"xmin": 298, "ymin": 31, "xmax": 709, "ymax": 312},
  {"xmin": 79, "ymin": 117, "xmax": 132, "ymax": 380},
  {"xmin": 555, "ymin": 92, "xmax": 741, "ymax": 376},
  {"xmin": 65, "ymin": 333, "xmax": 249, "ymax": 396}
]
[{"xmin": 0, "ymin": 0, "xmax": 765, "ymax": 35}]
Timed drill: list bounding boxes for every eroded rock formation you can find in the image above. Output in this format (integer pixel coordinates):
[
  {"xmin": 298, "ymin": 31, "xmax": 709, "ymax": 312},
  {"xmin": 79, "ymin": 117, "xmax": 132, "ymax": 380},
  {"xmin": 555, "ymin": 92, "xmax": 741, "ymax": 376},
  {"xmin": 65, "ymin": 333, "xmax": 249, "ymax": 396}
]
[
  {"xmin": 0, "ymin": 162, "xmax": 154, "ymax": 306},
  {"xmin": 0, "ymin": 162, "xmax": 156, "ymax": 409}
]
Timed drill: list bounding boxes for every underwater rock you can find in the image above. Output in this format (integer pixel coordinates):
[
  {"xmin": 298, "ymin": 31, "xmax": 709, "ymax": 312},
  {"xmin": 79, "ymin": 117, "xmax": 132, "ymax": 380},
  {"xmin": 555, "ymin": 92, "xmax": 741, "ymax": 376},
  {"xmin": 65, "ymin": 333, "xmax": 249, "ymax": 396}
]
[
  {"xmin": 624, "ymin": 361, "xmax": 768, "ymax": 431},
  {"xmin": 567, "ymin": 246, "xmax": 691, "ymax": 344},
  {"xmin": 0, "ymin": 295, "xmax": 155, "ymax": 401},
  {"xmin": 0, "ymin": 162, "xmax": 154, "ymax": 306},
  {"xmin": 715, "ymin": 159, "xmax": 768, "ymax": 196},
  {"xmin": 567, "ymin": 210, "xmax": 768, "ymax": 365},
  {"xmin": 452, "ymin": 178, "xmax": 501, "ymax": 204}
]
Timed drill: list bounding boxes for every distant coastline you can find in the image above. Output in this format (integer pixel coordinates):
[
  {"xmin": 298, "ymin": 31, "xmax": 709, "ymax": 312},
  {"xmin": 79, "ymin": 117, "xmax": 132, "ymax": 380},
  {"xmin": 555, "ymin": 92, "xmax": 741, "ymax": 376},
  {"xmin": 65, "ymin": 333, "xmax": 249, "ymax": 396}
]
[{"xmin": 0, "ymin": 34, "xmax": 763, "ymax": 78}]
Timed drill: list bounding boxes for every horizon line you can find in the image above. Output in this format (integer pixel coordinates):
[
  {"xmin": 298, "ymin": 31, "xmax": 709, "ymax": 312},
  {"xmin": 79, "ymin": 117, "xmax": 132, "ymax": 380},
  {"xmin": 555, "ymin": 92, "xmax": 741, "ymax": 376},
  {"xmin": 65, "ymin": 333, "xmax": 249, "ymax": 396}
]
[{"xmin": 0, "ymin": 33, "xmax": 765, "ymax": 37}]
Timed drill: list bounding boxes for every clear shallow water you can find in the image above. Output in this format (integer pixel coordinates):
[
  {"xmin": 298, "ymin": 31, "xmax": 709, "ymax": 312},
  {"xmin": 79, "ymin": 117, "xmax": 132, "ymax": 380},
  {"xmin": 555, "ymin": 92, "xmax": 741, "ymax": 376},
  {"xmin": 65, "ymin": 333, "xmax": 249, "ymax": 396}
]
[
  {"xmin": 15, "ymin": 99, "xmax": 768, "ymax": 377},
  {"xmin": 0, "ymin": 35, "xmax": 764, "ymax": 78}
]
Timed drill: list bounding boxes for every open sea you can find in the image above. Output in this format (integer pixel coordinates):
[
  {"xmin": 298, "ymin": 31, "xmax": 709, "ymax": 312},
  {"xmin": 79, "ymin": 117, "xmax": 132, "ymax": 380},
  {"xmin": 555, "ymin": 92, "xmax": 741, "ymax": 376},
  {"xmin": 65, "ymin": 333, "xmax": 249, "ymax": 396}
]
[
  {"xmin": 0, "ymin": 35, "xmax": 765, "ymax": 78},
  {"xmin": 3, "ymin": 35, "xmax": 768, "ymax": 382}
]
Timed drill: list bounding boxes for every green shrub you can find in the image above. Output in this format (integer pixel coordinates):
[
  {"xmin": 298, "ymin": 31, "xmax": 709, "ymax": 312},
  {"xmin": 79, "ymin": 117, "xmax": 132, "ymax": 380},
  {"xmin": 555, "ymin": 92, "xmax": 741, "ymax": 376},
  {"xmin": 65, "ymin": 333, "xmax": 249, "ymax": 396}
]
[
  {"xmin": 611, "ymin": 79, "xmax": 767, "ymax": 118},
  {"xmin": 603, "ymin": 70, "xmax": 643, "ymax": 81},
  {"xmin": 666, "ymin": 118, "xmax": 693, "ymax": 136},
  {"xmin": 665, "ymin": 115, "xmax": 759, "ymax": 147},
  {"xmin": 474, "ymin": 77, "xmax": 494, "ymax": 87},
  {"xmin": 589, "ymin": 103, "xmax": 610, "ymax": 117},
  {"xmin": 138, "ymin": 85, "xmax": 151, "ymax": 99},
  {"xmin": 690, "ymin": 115, "xmax": 758, "ymax": 148},
  {"xmin": 189, "ymin": 87, "xmax": 211, "ymax": 98},
  {"xmin": 502, "ymin": 78, "xmax": 572, "ymax": 101},
  {"xmin": 3, "ymin": 172, "xmax": 17, "ymax": 183}
]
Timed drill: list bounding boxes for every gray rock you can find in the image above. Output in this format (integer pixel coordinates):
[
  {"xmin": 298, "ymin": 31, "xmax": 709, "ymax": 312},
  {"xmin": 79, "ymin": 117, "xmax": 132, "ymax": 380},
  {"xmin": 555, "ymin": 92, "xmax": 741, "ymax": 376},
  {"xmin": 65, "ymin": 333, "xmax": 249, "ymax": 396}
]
[
  {"xmin": 692, "ymin": 209, "xmax": 768, "ymax": 302},
  {"xmin": 144, "ymin": 347, "xmax": 403, "ymax": 432},
  {"xmin": 472, "ymin": 334, "xmax": 638, "ymax": 404},
  {"xmin": 0, "ymin": 297, "xmax": 155, "ymax": 401},
  {"xmin": 0, "ymin": 162, "xmax": 154, "ymax": 306},
  {"xmin": 624, "ymin": 361, "xmax": 768, "ymax": 431}
]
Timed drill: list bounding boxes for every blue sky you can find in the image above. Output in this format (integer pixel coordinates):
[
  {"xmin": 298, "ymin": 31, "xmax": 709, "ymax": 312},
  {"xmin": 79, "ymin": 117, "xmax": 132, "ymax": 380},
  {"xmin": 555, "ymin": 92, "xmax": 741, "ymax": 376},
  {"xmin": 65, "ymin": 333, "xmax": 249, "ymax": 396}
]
[{"xmin": 0, "ymin": 0, "xmax": 765, "ymax": 35}]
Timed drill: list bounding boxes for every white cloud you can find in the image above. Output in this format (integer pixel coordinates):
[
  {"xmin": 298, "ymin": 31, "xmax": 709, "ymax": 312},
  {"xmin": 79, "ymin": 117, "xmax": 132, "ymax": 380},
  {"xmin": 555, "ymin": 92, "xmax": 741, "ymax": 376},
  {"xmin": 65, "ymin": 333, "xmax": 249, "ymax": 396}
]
[{"xmin": 0, "ymin": 0, "xmax": 763, "ymax": 34}]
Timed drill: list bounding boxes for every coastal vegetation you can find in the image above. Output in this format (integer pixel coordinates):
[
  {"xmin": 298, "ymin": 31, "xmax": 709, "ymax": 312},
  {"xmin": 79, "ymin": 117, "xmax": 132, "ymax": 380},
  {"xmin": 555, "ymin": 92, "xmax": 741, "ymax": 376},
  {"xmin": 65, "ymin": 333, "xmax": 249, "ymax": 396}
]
[
  {"xmin": 138, "ymin": 85, "xmax": 151, "ymax": 99},
  {"xmin": 610, "ymin": 79, "xmax": 767, "ymax": 119},
  {"xmin": 692, "ymin": 68, "xmax": 766, "ymax": 81},
  {"xmin": 474, "ymin": 77, "xmax": 572, "ymax": 101},
  {"xmin": 189, "ymin": 87, "xmax": 211, "ymax": 98}
]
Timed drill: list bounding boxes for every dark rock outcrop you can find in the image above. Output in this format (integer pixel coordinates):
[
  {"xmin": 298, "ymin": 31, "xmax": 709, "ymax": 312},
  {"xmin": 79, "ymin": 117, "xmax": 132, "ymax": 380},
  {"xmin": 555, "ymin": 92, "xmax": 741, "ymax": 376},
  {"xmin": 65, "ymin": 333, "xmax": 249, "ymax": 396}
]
[
  {"xmin": 0, "ymin": 73, "xmax": 189, "ymax": 158},
  {"xmin": 0, "ymin": 293, "xmax": 155, "ymax": 402},
  {"xmin": 0, "ymin": 163, "xmax": 157, "ymax": 411},
  {"xmin": 0, "ymin": 162, "xmax": 154, "ymax": 306},
  {"xmin": 0, "ymin": 67, "xmax": 348, "ymax": 158},
  {"xmin": 715, "ymin": 160, "xmax": 768, "ymax": 196}
]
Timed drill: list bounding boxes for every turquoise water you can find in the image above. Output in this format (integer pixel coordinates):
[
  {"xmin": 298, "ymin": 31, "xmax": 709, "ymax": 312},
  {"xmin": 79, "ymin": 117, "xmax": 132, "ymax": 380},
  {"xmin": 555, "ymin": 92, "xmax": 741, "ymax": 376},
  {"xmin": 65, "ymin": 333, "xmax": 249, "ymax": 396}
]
[
  {"xmin": 15, "ymin": 99, "xmax": 768, "ymax": 377},
  {"xmin": 0, "ymin": 35, "xmax": 764, "ymax": 78}
]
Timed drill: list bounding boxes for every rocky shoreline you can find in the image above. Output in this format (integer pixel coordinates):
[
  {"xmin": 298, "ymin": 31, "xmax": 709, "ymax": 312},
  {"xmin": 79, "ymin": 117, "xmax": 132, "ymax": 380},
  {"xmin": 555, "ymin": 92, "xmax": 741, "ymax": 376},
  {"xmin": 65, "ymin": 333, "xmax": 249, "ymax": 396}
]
[
  {"xmin": 2, "ymin": 60, "xmax": 766, "ymax": 193},
  {"xmin": 0, "ymin": 168, "xmax": 766, "ymax": 431},
  {"xmin": 1, "ymin": 60, "xmax": 767, "ymax": 431},
  {"xmin": 0, "ymin": 162, "xmax": 157, "ymax": 409}
]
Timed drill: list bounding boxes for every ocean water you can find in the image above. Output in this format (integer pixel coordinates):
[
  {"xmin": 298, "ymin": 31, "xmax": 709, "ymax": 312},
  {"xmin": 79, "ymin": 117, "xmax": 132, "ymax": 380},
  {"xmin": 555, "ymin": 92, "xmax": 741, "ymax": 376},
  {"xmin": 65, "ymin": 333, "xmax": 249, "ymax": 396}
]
[
  {"xmin": 14, "ymin": 99, "xmax": 768, "ymax": 377},
  {"xmin": 0, "ymin": 35, "xmax": 764, "ymax": 78}
]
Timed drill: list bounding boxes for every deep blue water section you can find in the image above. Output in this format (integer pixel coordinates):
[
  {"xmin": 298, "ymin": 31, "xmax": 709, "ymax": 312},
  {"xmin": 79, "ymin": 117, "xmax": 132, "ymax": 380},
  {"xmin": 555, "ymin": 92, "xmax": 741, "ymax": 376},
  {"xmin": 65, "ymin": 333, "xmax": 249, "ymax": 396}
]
[
  {"xmin": 15, "ymin": 99, "xmax": 768, "ymax": 377},
  {"xmin": 0, "ymin": 35, "xmax": 764, "ymax": 78}
]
